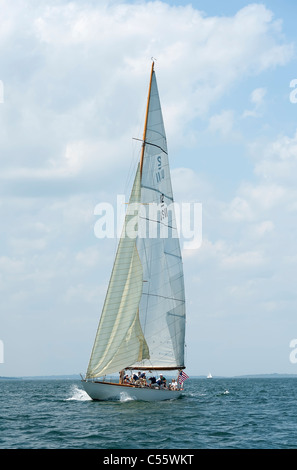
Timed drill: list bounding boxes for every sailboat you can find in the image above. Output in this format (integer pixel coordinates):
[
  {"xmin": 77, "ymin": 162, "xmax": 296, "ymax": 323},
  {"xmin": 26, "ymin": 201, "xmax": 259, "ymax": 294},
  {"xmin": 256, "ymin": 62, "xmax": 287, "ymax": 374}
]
[
  {"xmin": 81, "ymin": 62, "xmax": 187, "ymax": 401},
  {"xmin": 207, "ymin": 373, "xmax": 212, "ymax": 379}
]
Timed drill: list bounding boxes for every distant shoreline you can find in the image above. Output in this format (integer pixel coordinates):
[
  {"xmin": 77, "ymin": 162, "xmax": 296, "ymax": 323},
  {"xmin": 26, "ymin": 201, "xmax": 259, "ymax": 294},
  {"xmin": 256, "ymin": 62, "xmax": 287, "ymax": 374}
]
[{"xmin": 1, "ymin": 373, "xmax": 297, "ymax": 380}]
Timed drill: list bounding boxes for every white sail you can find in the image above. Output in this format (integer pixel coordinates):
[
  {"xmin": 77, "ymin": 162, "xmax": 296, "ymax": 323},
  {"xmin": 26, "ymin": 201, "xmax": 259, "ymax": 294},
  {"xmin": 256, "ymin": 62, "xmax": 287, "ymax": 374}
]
[
  {"xmin": 86, "ymin": 165, "xmax": 149, "ymax": 379},
  {"xmin": 85, "ymin": 63, "xmax": 186, "ymax": 380},
  {"xmin": 132, "ymin": 66, "xmax": 186, "ymax": 370}
]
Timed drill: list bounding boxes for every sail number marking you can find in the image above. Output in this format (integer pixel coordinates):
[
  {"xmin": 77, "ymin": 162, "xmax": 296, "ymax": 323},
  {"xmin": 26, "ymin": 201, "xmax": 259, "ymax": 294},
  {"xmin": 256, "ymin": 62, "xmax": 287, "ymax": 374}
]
[
  {"xmin": 155, "ymin": 156, "xmax": 165, "ymax": 183},
  {"xmin": 160, "ymin": 193, "xmax": 168, "ymax": 221}
]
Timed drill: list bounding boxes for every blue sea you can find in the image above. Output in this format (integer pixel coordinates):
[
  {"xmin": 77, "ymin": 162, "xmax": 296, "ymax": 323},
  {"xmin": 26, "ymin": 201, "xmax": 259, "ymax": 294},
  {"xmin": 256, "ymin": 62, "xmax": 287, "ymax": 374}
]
[{"xmin": 0, "ymin": 377, "xmax": 296, "ymax": 452}]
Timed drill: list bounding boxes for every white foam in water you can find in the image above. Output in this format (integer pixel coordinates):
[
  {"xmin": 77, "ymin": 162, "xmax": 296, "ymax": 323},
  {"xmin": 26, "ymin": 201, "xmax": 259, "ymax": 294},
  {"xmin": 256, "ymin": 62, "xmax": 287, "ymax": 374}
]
[
  {"xmin": 67, "ymin": 385, "xmax": 91, "ymax": 401},
  {"xmin": 119, "ymin": 392, "xmax": 135, "ymax": 402}
]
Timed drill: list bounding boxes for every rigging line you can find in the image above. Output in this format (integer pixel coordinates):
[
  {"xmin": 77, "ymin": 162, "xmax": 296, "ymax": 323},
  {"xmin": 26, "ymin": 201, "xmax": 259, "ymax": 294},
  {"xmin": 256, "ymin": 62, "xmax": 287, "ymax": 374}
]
[
  {"xmin": 132, "ymin": 137, "xmax": 168, "ymax": 155},
  {"xmin": 139, "ymin": 215, "xmax": 176, "ymax": 230},
  {"xmin": 141, "ymin": 185, "xmax": 174, "ymax": 202},
  {"xmin": 123, "ymin": 145, "xmax": 140, "ymax": 197},
  {"xmin": 142, "ymin": 292, "xmax": 185, "ymax": 303},
  {"xmin": 164, "ymin": 251, "xmax": 182, "ymax": 260}
]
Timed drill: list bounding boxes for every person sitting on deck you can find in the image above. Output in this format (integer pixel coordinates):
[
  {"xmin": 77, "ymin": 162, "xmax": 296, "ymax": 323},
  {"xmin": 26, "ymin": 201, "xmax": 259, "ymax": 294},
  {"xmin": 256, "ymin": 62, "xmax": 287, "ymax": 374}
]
[
  {"xmin": 132, "ymin": 372, "xmax": 139, "ymax": 383},
  {"xmin": 160, "ymin": 378, "xmax": 167, "ymax": 389},
  {"xmin": 132, "ymin": 371, "xmax": 142, "ymax": 385},
  {"xmin": 169, "ymin": 379, "xmax": 178, "ymax": 390},
  {"xmin": 148, "ymin": 375, "xmax": 157, "ymax": 388},
  {"xmin": 139, "ymin": 372, "xmax": 147, "ymax": 387},
  {"xmin": 156, "ymin": 374, "xmax": 167, "ymax": 389}
]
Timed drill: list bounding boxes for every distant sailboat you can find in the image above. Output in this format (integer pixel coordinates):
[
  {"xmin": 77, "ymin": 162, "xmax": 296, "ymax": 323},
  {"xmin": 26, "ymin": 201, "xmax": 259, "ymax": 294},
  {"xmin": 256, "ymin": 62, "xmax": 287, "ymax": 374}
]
[
  {"xmin": 207, "ymin": 373, "xmax": 212, "ymax": 379},
  {"xmin": 81, "ymin": 62, "xmax": 187, "ymax": 401}
]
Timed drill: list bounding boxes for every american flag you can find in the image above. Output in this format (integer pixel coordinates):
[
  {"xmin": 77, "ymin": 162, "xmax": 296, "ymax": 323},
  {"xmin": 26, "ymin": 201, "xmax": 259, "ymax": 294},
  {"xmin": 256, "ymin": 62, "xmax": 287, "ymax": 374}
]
[{"xmin": 178, "ymin": 370, "xmax": 189, "ymax": 384}]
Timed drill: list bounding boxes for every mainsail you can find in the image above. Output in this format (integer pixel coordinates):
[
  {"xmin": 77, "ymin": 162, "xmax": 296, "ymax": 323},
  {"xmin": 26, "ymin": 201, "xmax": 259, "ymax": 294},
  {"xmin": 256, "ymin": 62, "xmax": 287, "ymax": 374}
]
[
  {"xmin": 86, "ymin": 62, "xmax": 186, "ymax": 379},
  {"xmin": 133, "ymin": 63, "xmax": 186, "ymax": 371}
]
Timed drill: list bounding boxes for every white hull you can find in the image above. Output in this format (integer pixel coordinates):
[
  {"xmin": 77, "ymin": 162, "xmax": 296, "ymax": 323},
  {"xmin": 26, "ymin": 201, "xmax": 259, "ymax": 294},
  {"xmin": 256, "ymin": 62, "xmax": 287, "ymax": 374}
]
[{"xmin": 82, "ymin": 380, "xmax": 183, "ymax": 402}]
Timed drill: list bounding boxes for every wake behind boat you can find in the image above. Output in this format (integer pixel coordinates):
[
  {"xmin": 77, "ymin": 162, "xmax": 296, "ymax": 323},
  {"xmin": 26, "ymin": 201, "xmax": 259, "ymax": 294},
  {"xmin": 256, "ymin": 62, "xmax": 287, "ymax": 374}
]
[{"xmin": 81, "ymin": 62, "xmax": 189, "ymax": 401}]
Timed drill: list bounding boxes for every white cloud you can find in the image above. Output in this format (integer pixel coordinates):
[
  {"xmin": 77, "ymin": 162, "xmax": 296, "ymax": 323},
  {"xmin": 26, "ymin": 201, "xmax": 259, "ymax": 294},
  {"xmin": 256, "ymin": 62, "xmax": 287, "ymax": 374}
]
[
  {"xmin": 255, "ymin": 131, "xmax": 297, "ymax": 184},
  {"xmin": 242, "ymin": 87, "xmax": 267, "ymax": 118},
  {"xmin": 251, "ymin": 87, "xmax": 267, "ymax": 106},
  {"xmin": 241, "ymin": 182, "xmax": 286, "ymax": 210},
  {"xmin": 220, "ymin": 250, "xmax": 265, "ymax": 270},
  {"xmin": 248, "ymin": 220, "xmax": 274, "ymax": 238},
  {"xmin": 208, "ymin": 110, "xmax": 234, "ymax": 136},
  {"xmin": 0, "ymin": 1, "xmax": 293, "ymax": 193},
  {"xmin": 184, "ymin": 124, "xmax": 297, "ymax": 375},
  {"xmin": 171, "ymin": 167, "xmax": 212, "ymax": 202},
  {"xmin": 0, "ymin": 1, "xmax": 295, "ymax": 376},
  {"xmin": 0, "ymin": 256, "xmax": 25, "ymax": 275},
  {"xmin": 222, "ymin": 196, "xmax": 253, "ymax": 221}
]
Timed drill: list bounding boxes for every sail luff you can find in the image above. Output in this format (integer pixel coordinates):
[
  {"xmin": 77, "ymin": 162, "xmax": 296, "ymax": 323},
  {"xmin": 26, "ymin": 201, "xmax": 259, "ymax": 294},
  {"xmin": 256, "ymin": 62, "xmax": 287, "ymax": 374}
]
[{"xmin": 140, "ymin": 61, "xmax": 154, "ymax": 178}]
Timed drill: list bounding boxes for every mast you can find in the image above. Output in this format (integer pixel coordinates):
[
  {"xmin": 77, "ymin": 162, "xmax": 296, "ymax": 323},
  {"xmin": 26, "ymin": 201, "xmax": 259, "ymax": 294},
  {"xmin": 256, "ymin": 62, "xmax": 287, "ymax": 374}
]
[{"xmin": 139, "ymin": 61, "xmax": 154, "ymax": 178}]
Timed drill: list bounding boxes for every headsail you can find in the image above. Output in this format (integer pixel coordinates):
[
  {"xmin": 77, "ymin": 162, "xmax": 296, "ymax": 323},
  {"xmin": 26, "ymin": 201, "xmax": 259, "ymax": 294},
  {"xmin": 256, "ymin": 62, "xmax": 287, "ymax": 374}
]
[{"xmin": 86, "ymin": 165, "xmax": 149, "ymax": 379}]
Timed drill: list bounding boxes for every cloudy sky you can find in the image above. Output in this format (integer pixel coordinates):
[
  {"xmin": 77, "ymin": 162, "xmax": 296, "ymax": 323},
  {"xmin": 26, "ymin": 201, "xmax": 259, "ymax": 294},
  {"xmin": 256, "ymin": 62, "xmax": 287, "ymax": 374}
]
[{"xmin": 1, "ymin": 0, "xmax": 297, "ymax": 377}]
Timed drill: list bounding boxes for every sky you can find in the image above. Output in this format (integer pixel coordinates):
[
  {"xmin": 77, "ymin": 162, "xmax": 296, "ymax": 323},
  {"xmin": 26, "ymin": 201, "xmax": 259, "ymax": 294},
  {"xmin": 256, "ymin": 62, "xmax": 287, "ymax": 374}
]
[{"xmin": 1, "ymin": 0, "xmax": 297, "ymax": 377}]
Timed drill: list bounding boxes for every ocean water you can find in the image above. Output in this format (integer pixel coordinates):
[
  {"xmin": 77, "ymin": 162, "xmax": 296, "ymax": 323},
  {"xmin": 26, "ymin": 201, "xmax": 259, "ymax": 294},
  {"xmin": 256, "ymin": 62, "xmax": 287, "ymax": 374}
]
[{"xmin": 0, "ymin": 377, "xmax": 296, "ymax": 450}]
